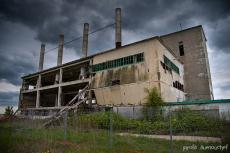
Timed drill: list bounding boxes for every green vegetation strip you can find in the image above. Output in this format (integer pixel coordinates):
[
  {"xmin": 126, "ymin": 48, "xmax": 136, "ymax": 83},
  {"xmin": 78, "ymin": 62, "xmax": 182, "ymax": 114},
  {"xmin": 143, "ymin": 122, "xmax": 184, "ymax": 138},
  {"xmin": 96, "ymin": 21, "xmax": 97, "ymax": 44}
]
[{"xmin": 0, "ymin": 121, "xmax": 227, "ymax": 153}]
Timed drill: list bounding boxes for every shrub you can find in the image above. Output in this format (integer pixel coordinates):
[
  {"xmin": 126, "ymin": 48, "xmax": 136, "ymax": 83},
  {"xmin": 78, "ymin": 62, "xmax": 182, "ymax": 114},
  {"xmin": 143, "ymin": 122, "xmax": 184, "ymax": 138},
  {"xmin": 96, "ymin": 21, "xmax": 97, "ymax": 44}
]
[
  {"xmin": 4, "ymin": 106, "xmax": 14, "ymax": 116},
  {"xmin": 71, "ymin": 108, "xmax": 227, "ymax": 137},
  {"xmin": 142, "ymin": 88, "xmax": 164, "ymax": 120}
]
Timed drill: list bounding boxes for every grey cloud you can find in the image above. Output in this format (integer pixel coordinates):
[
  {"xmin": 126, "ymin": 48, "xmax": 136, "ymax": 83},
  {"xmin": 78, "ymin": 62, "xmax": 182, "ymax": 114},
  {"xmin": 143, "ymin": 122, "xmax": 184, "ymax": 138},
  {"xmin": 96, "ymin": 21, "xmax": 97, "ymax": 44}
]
[
  {"xmin": 0, "ymin": 92, "xmax": 19, "ymax": 106},
  {"xmin": 0, "ymin": 52, "xmax": 36, "ymax": 85},
  {"xmin": 0, "ymin": 0, "xmax": 230, "ymax": 104},
  {"xmin": 0, "ymin": 22, "xmax": 38, "ymax": 85},
  {"xmin": 1, "ymin": 0, "xmax": 230, "ymax": 54}
]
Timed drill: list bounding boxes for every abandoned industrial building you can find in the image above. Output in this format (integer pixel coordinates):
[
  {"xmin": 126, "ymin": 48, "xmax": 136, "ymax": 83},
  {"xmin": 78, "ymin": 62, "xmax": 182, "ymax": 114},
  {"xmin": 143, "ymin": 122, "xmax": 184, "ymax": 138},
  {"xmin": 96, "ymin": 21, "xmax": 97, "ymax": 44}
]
[{"xmin": 18, "ymin": 8, "xmax": 213, "ymax": 116}]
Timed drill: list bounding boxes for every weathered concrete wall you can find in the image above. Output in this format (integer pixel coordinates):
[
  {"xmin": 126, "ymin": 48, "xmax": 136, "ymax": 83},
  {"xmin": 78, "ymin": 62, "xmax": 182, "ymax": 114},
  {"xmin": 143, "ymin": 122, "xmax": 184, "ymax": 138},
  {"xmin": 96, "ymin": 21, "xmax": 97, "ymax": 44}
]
[
  {"xmin": 161, "ymin": 26, "xmax": 213, "ymax": 100},
  {"xmin": 93, "ymin": 81, "xmax": 159, "ymax": 105},
  {"xmin": 156, "ymin": 40, "xmax": 185, "ymax": 102},
  {"xmin": 91, "ymin": 63, "xmax": 148, "ymax": 88},
  {"xmin": 92, "ymin": 39, "xmax": 160, "ymax": 105},
  {"xmin": 112, "ymin": 103, "xmax": 230, "ymax": 121},
  {"xmin": 92, "ymin": 38, "xmax": 185, "ymax": 105},
  {"xmin": 164, "ymin": 103, "xmax": 230, "ymax": 121},
  {"xmin": 113, "ymin": 106, "xmax": 143, "ymax": 119}
]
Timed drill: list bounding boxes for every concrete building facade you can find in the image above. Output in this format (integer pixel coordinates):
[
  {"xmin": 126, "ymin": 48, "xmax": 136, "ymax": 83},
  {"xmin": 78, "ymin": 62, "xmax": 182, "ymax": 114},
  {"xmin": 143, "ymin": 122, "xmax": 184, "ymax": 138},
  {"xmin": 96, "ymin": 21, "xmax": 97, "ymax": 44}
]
[
  {"xmin": 19, "ymin": 36, "xmax": 185, "ymax": 115},
  {"xmin": 161, "ymin": 26, "xmax": 213, "ymax": 100},
  {"xmin": 18, "ymin": 9, "xmax": 212, "ymax": 116}
]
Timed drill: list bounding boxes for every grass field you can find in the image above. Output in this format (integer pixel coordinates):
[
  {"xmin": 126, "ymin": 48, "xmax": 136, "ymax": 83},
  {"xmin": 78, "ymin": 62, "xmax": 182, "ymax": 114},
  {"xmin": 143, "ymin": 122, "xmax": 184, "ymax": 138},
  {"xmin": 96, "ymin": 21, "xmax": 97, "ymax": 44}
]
[{"xmin": 0, "ymin": 119, "xmax": 229, "ymax": 153}]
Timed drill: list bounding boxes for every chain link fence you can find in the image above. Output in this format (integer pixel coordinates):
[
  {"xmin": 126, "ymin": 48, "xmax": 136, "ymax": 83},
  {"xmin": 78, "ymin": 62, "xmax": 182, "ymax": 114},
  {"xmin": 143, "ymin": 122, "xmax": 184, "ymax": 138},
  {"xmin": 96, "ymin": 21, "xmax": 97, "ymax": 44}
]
[{"xmin": 0, "ymin": 105, "xmax": 230, "ymax": 153}]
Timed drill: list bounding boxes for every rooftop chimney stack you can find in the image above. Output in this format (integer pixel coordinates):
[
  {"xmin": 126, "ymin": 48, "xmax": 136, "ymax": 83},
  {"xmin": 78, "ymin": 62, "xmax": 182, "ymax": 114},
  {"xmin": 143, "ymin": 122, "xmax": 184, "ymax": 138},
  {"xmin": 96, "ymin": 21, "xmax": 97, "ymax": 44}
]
[
  {"xmin": 57, "ymin": 34, "xmax": 64, "ymax": 66},
  {"xmin": 82, "ymin": 23, "xmax": 89, "ymax": 57},
  {"xmin": 38, "ymin": 43, "xmax": 45, "ymax": 71},
  {"xmin": 115, "ymin": 8, "xmax": 122, "ymax": 48}
]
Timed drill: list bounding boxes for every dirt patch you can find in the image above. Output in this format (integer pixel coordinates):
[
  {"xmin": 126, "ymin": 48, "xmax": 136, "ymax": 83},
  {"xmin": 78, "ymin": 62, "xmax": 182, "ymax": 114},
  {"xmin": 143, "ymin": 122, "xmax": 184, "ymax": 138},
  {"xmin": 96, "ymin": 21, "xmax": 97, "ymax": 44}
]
[
  {"xmin": 118, "ymin": 133, "xmax": 221, "ymax": 143},
  {"xmin": 127, "ymin": 151, "xmax": 146, "ymax": 153}
]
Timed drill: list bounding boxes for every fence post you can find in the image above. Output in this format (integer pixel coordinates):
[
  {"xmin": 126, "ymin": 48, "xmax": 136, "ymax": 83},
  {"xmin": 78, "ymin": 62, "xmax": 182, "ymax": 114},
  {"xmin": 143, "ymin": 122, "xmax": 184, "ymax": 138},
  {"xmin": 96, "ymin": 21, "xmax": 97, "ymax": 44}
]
[
  {"xmin": 64, "ymin": 111, "xmax": 68, "ymax": 140},
  {"xmin": 109, "ymin": 107, "xmax": 113, "ymax": 147},
  {"xmin": 169, "ymin": 106, "xmax": 173, "ymax": 153}
]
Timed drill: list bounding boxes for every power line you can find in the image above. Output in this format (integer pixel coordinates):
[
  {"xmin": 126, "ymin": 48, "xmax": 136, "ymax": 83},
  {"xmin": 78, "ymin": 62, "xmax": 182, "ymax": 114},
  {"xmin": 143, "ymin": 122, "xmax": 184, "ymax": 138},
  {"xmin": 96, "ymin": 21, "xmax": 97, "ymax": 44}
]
[{"xmin": 44, "ymin": 23, "xmax": 115, "ymax": 54}]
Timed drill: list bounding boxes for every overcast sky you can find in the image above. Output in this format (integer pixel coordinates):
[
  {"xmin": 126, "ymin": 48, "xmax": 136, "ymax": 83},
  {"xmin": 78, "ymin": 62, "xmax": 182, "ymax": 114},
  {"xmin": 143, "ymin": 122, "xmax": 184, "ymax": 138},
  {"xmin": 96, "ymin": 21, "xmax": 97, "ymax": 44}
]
[{"xmin": 0, "ymin": 0, "xmax": 230, "ymax": 109}]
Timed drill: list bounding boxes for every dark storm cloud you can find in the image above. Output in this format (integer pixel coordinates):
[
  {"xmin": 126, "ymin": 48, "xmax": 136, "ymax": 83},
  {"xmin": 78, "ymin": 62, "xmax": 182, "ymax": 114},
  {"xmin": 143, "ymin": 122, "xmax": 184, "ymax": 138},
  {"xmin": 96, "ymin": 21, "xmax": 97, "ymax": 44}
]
[
  {"xmin": 0, "ymin": 21, "xmax": 38, "ymax": 85},
  {"xmin": 0, "ymin": 52, "xmax": 36, "ymax": 85},
  {"xmin": 0, "ymin": 92, "xmax": 19, "ymax": 106},
  {"xmin": 0, "ymin": 0, "xmax": 115, "ymax": 46},
  {"xmin": 0, "ymin": 0, "xmax": 230, "ymax": 104},
  {"xmin": 1, "ymin": 0, "xmax": 230, "ymax": 53}
]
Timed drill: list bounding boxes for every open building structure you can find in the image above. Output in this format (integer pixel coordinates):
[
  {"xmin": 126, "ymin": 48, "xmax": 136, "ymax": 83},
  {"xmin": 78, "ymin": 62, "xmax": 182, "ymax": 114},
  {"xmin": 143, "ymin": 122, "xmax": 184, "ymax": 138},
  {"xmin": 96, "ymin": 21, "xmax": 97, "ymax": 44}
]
[{"xmin": 18, "ymin": 8, "xmax": 213, "ymax": 116}]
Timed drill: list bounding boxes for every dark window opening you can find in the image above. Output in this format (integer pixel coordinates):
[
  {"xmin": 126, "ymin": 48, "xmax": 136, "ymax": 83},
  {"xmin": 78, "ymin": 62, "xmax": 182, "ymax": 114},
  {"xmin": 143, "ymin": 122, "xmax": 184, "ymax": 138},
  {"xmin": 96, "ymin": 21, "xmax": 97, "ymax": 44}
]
[
  {"xmin": 173, "ymin": 81, "xmax": 184, "ymax": 91},
  {"xmin": 111, "ymin": 79, "xmax": 120, "ymax": 86},
  {"xmin": 179, "ymin": 41, "xmax": 184, "ymax": 56},
  {"xmin": 161, "ymin": 61, "xmax": 172, "ymax": 74}
]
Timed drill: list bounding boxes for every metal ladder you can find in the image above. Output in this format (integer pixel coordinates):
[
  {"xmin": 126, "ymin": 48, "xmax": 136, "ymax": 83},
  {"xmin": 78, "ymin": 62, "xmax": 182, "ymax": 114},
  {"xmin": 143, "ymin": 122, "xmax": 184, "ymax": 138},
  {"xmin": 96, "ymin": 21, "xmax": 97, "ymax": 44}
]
[{"xmin": 43, "ymin": 85, "xmax": 89, "ymax": 127}]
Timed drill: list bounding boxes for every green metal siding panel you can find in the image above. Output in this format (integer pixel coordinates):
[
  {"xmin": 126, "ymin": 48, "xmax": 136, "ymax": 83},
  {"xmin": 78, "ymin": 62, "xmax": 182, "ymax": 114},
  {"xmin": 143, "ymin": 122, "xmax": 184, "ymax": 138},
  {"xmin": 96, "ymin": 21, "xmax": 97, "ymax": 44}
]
[
  {"xmin": 165, "ymin": 99, "xmax": 230, "ymax": 106},
  {"xmin": 92, "ymin": 52, "xmax": 144, "ymax": 72},
  {"xmin": 163, "ymin": 55, "xmax": 180, "ymax": 74}
]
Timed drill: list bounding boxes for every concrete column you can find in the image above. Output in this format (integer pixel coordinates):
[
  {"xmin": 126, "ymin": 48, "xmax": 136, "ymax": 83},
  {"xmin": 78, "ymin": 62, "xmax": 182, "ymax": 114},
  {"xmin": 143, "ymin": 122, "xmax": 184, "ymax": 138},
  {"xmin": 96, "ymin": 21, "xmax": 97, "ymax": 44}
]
[
  {"xmin": 57, "ymin": 68, "xmax": 63, "ymax": 107},
  {"xmin": 36, "ymin": 90, "xmax": 40, "ymax": 108},
  {"xmin": 115, "ymin": 8, "xmax": 122, "ymax": 48},
  {"xmin": 57, "ymin": 34, "xmax": 64, "ymax": 66},
  {"xmin": 36, "ymin": 75, "xmax": 41, "ymax": 108},
  {"xmin": 59, "ymin": 68, "xmax": 63, "ymax": 83},
  {"xmin": 38, "ymin": 44, "xmax": 45, "ymax": 71},
  {"xmin": 57, "ymin": 86, "xmax": 62, "ymax": 107},
  {"xmin": 82, "ymin": 23, "xmax": 89, "ymax": 57},
  {"xmin": 18, "ymin": 89, "xmax": 22, "ymax": 109},
  {"xmin": 36, "ymin": 74, "xmax": 41, "ymax": 88}
]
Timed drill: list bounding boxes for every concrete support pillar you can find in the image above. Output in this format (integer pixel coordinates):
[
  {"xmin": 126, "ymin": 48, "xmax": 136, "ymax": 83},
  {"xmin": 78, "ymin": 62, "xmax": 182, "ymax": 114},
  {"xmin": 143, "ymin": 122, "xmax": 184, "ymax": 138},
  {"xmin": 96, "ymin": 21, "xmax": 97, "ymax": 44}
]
[
  {"xmin": 82, "ymin": 23, "xmax": 89, "ymax": 57},
  {"xmin": 36, "ymin": 75, "xmax": 41, "ymax": 108},
  {"xmin": 36, "ymin": 74, "xmax": 41, "ymax": 88},
  {"xmin": 115, "ymin": 8, "xmax": 122, "ymax": 48},
  {"xmin": 57, "ymin": 86, "xmax": 62, "ymax": 107},
  {"xmin": 36, "ymin": 90, "xmax": 40, "ymax": 108},
  {"xmin": 18, "ymin": 89, "xmax": 22, "ymax": 109},
  {"xmin": 57, "ymin": 68, "xmax": 63, "ymax": 107},
  {"xmin": 38, "ymin": 44, "xmax": 45, "ymax": 71},
  {"xmin": 57, "ymin": 34, "xmax": 64, "ymax": 66}
]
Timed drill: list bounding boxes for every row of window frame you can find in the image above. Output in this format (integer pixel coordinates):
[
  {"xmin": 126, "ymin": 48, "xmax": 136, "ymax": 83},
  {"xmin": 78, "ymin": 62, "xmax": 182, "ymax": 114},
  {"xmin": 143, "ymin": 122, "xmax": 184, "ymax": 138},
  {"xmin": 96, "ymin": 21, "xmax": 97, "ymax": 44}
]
[
  {"xmin": 163, "ymin": 55, "xmax": 180, "ymax": 74},
  {"xmin": 92, "ymin": 52, "xmax": 144, "ymax": 72}
]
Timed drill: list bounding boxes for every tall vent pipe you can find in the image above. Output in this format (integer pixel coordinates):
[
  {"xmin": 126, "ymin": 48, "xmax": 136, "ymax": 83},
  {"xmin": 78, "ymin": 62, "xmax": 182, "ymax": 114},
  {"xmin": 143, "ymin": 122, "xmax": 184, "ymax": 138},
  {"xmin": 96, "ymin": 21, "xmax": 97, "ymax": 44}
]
[
  {"xmin": 82, "ymin": 23, "xmax": 89, "ymax": 57},
  {"xmin": 38, "ymin": 43, "xmax": 45, "ymax": 71},
  {"xmin": 57, "ymin": 34, "xmax": 64, "ymax": 66},
  {"xmin": 115, "ymin": 8, "xmax": 122, "ymax": 48}
]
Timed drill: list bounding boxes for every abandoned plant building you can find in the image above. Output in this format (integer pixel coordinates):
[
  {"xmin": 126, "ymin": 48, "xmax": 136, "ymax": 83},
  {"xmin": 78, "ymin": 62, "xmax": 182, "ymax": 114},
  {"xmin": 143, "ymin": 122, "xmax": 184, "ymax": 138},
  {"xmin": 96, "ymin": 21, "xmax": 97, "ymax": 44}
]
[{"xmin": 18, "ymin": 8, "xmax": 213, "ymax": 116}]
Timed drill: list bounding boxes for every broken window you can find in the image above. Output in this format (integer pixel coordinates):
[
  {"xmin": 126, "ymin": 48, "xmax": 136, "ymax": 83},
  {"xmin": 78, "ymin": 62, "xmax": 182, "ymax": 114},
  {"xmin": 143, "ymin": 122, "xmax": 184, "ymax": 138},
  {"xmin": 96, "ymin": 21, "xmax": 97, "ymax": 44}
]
[
  {"xmin": 173, "ymin": 81, "xmax": 184, "ymax": 91},
  {"xmin": 179, "ymin": 41, "xmax": 184, "ymax": 56}
]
